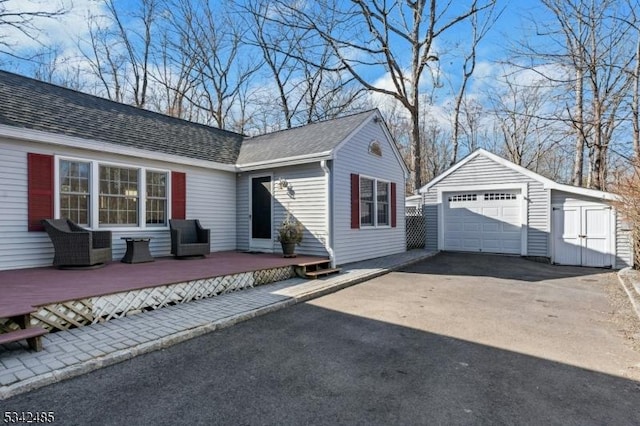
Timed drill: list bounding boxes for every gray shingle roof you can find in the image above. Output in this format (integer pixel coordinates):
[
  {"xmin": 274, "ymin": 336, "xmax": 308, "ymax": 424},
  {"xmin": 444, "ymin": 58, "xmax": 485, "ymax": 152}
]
[
  {"xmin": 237, "ymin": 110, "xmax": 376, "ymax": 165},
  {"xmin": 0, "ymin": 70, "xmax": 243, "ymax": 164}
]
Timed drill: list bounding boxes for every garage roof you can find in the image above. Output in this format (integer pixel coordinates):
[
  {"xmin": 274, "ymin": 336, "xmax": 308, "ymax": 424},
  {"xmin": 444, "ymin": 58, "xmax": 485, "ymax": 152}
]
[{"xmin": 419, "ymin": 149, "xmax": 619, "ymax": 201}]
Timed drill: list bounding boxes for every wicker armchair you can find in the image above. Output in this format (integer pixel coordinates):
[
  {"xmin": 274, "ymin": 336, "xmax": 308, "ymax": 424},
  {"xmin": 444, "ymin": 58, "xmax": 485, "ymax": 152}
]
[
  {"xmin": 169, "ymin": 219, "xmax": 210, "ymax": 258},
  {"xmin": 41, "ymin": 219, "xmax": 113, "ymax": 268}
]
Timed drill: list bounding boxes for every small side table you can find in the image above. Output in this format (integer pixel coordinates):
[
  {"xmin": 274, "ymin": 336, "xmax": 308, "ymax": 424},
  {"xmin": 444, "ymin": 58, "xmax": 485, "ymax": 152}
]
[{"xmin": 121, "ymin": 237, "xmax": 154, "ymax": 264}]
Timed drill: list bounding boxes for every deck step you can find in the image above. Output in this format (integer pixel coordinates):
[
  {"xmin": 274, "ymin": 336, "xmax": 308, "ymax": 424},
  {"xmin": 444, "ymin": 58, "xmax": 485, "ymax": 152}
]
[
  {"xmin": 294, "ymin": 258, "xmax": 339, "ymax": 279},
  {"xmin": 0, "ymin": 306, "xmax": 37, "ymax": 319},
  {"xmin": 0, "ymin": 327, "xmax": 48, "ymax": 351},
  {"xmin": 296, "ymin": 259, "xmax": 332, "ymax": 267},
  {"xmin": 304, "ymin": 268, "xmax": 342, "ymax": 279}
]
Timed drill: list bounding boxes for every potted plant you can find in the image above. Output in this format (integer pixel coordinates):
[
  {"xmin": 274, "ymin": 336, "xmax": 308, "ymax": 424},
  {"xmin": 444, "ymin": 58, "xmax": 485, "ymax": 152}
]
[{"xmin": 277, "ymin": 214, "xmax": 303, "ymax": 257}]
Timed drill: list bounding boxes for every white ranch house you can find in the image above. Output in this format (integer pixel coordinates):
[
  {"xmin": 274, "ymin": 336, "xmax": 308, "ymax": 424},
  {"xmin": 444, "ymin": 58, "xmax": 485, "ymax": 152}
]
[{"xmin": 0, "ymin": 71, "xmax": 408, "ymax": 271}]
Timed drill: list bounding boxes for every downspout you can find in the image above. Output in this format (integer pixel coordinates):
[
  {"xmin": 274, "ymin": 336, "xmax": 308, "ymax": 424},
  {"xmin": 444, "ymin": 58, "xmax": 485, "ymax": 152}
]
[{"xmin": 320, "ymin": 160, "xmax": 336, "ymax": 267}]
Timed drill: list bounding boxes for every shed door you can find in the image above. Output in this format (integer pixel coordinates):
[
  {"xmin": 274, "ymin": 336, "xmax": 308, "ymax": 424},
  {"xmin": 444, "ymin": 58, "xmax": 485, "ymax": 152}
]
[
  {"xmin": 552, "ymin": 205, "xmax": 612, "ymax": 267},
  {"xmin": 443, "ymin": 190, "xmax": 521, "ymax": 254}
]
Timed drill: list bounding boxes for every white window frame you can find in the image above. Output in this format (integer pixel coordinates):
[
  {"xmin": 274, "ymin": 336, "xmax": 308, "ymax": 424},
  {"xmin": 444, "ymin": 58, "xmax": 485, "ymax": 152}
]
[
  {"xmin": 54, "ymin": 155, "xmax": 171, "ymax": 230},
  {"xmin": 359, "ymin": 175, "xmax": 391, "ymax": 228},
  {"xmin": 58, "ymin": 159, "xmax": 91, "ymax": 226}
]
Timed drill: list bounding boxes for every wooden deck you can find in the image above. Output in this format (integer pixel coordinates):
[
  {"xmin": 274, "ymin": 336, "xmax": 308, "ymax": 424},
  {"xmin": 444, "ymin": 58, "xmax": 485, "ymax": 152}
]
[{"xmin": 0, "ymin": 251, "xmax": 326, "ymax": 315}]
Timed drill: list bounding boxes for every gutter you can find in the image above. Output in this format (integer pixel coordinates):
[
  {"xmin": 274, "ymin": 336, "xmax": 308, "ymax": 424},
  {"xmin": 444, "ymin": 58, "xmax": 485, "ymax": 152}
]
[
  {"xmin": 236, "ymin": 152, "xmax": 333, "ymax": 171},
  {"xmin": 321, "ymin": 160, "xmax": 336, "ymax": 268}
]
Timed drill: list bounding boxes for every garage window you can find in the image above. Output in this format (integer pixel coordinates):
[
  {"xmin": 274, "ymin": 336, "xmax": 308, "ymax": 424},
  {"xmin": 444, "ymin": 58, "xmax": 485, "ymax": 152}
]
[
  {"xmin": 449, "ymin": 194, "xmax": 477, "ymax": 203},
  {"xmin": 484, "ymin": 192, "xmax": 517, "ymax": 201}
]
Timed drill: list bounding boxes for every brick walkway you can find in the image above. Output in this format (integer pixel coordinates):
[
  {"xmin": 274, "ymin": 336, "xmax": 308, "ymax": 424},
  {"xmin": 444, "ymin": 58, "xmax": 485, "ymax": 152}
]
[{"xmin": 0, "ymin": 250, "xmax": 434, "ymax": 400}]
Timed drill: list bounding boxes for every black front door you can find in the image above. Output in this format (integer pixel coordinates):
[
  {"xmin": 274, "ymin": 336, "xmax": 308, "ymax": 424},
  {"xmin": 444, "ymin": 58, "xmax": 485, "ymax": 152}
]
[{"xmin": 251, "ymin": 176, "xmax": 272, "ymax": 242}]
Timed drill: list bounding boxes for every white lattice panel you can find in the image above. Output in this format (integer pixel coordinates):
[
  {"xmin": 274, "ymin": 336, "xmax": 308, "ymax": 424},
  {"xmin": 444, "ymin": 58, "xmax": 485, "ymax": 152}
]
[
  {"xmin": 19, "ymin": 266, "xmax": 295, "ymax": 332},
  {"xmin": 32, "ymin": 300, "xmax": 94, "ymax": 331},
  {"xmin": 91, "ymin": 272, "xmax": 256, "ymax": 322}
]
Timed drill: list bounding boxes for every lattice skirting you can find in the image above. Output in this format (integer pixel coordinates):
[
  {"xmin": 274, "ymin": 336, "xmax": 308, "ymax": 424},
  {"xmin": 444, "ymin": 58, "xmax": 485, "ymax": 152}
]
[
  {"xmin": 21, "ymin": 266, "xmax": 295, "ymax": 332},
  {"xmin": 406, "ymin": 213, "xmax": 426, "ymax": 249}
]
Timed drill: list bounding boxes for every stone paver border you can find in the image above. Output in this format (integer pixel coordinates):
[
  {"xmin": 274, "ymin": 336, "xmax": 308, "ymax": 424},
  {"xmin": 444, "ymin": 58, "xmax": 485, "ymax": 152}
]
[{"xmin": 0, "ymin": 250, "xmax": 434, "ymax": 400}]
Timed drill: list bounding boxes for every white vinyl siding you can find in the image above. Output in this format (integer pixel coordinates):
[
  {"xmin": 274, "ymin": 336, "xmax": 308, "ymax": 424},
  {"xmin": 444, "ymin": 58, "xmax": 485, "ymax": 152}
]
[
  {"xmin": 423, "ymin": 155, "xmax": 548, "ymax": 257},
  {"xmin": 0, "ymin": 139, "xmax": 236, "ymax": 270},
  {"xmin": 0, "ymin": 142, "xmax": 53, "ymax": 269},
  {"xmin": 236, "ymin": 163, "xmax": 329, "ymax": 257},
  {"xmin": 333, "ymin": 120, "xmax": 405, "ymax": 265},
  {"xmin": 236, "ymin": 175, "xmax": 250, "ymax": 251},
  {"xmin": 616, "ymin": 214, "xmax": 633, "ymax": 269}
]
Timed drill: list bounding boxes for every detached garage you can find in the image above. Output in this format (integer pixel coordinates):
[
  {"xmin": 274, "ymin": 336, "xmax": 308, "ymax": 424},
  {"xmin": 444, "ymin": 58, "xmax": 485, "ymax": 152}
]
[{"xmin": 420, "ymin": 149, "xmax": 633, "ymax": 269}]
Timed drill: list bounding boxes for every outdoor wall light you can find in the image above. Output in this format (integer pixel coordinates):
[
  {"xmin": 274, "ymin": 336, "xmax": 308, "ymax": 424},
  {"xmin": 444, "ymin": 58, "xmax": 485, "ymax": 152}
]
[{"xmin": 278, "ymin": 177, "xmax": 289, "ymax": 189}]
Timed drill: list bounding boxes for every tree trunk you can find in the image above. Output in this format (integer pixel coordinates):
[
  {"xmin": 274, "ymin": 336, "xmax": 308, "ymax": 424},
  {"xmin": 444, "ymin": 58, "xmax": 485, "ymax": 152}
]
[
  {"xmin": 410, "ymin": 106, "xmax": 423, "ymax": 190},
  {"xmin": 572, "ymin": 66, "xmax": 585, "ymax": 186},
  {"xmin": 633, "ymin": 35, "xmax": 640, "ymax": 159}
]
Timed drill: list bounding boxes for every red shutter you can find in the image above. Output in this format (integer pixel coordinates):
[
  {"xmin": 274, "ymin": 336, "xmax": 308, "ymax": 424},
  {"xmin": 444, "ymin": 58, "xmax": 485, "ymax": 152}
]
[
  {"xmin": 351, "ymin": 173, "xmax": 360, "ymax": 229},
  {"xmin": 28, "ymin": 153, "xmax": 54, "ymax": 232},
  {"xmin": 391, "ymin": 182, "xmax": 397, "ymax": 228},
  {"xmin": 171, "ymin": 171, "xmax": 186, "ymax": 220}
]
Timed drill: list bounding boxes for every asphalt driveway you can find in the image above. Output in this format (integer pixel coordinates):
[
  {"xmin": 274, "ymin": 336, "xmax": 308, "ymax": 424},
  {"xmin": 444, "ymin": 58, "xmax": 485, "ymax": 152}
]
[{"xmin": 4, "ymin": 252, "xmax": 640, "ymax": 425}]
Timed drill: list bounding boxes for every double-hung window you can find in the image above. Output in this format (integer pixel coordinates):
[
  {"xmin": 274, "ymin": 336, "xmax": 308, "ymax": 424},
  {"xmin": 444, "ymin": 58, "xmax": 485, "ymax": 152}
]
[
  {"xmin": 57, "ymin": 158, "xmax": 169, "ymax": 228},
  {"xmin": 99, "ymin": 165, "xmax": 139, "ymax": 226},
  {"xmin": 377, "ymin": 181, "xmax": 389, "ymax": 226},
  {"xmin": 360, "ymin": 176, "xmax": 390, "ymax": 227},
  {"xmin": 59, "ymin": 160, "xmax": 91, "ymax": 225},
  {"xmin": 146, "ymin": 171, "xmax": 167, "ymax": 226}
]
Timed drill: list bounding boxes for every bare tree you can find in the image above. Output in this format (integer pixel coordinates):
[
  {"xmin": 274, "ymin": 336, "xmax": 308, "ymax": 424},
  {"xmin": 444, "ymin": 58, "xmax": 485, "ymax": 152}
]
[
  {"xmin": 169, "ymin": 0, "xmax": 260, "ymax": 129},
  {"xmin": 457, "ymin": 97, "xmax": 485, "ymax": 155},
  {"xmin": 449, "ymin": 9, "xmax": 500, "ymax": 165},
  {"xmin": 487, "ymin": 71, "xmax": 559, "ymax": 170},
  {"xmin": 240, "ymin": 0, "xmax": 366, "ymax": 130},
  {"xmin": 629, "ymin": 2, "xmax": 640, "ymax": 159},
  {"xmin": 148, "ymin": 26, "xmax": 200, "ymax": 119},
  {"xmin": 264, "ymin": 0, "xmax": 497, "ymax": 191},
  {"xmin": 634, "ymin": 32, "xmax": 640, "ymax": 159},
  {"xmin": 80, "ymin": 0, "xmax": 158, "ymax": 107},
  {"xmin": 28, "ymin": 45, "xmax": 85, "ymax": 90},
  {"xmin": 241, "ymin": 0, "xmax": 300, "ymax": 129},
  {"xmin": 522, "ymin": 0, "xmax": 638, "ymax": 190},
  {"xmin": 81, "ymin": 14, "xmax": 126, "ymax": 102},
  {"xmin": 611, "ymin": 157, "xmax": 640, "ymax": 269},
  {"xmin": 0, "ymin": 0, "xmax": 68, "ymax": 59}
]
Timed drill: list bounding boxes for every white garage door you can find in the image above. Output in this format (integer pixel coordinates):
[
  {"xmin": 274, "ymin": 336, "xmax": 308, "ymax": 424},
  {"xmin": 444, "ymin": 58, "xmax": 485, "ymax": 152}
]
[{"xmin": 443, "ymin": 190, "xmax": 522, "ymax": 254}]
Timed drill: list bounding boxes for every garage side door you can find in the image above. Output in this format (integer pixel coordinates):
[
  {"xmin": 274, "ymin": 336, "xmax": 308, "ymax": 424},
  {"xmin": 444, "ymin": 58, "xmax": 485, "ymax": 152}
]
[
  {"xmin": 552, "ymin": 205, "xmax": 613, "ymax": 267},
  {"xmin": 443, "ymin": 191, "xmax": 521, "ymax": 254}
]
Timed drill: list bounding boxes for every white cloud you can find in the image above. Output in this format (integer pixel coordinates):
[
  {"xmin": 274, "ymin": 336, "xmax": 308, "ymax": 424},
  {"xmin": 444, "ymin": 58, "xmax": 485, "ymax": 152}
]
[{"xmin": 1, "ymin": 0, "xmax": 105, "ymax": 52}]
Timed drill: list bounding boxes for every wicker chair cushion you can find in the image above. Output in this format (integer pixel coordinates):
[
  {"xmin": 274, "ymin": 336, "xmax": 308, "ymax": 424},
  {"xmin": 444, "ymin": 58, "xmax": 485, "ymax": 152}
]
[{"xmin": 180, "ymin": 225, "xmax": 198, "ymax": 244}]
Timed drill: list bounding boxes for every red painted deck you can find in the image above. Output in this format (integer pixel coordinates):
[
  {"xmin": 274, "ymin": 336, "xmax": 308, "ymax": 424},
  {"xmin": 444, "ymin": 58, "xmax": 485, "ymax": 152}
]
[{"xmin": 0, "ymin": 251, "xmax": 326, "ymax": 316}]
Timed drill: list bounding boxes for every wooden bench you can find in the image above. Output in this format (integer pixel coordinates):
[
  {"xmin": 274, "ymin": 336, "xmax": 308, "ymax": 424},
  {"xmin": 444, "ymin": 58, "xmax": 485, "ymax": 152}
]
[{"xmin": 0, "ymin": 306, "xmax": 48, "ymax": 352}]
